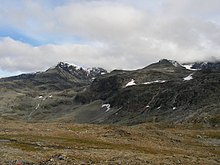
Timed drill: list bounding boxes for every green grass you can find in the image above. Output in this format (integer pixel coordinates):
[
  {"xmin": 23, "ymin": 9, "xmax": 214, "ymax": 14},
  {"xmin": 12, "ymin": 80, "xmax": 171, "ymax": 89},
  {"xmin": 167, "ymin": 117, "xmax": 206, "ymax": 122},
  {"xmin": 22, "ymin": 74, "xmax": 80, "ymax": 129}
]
[
  {"xmin": 7, "ymin": 142, "xmax": 42, "ymax": 152},
  {"xmin": 0, "ymin": 133, "xmax": 165, "ymax": 155}
]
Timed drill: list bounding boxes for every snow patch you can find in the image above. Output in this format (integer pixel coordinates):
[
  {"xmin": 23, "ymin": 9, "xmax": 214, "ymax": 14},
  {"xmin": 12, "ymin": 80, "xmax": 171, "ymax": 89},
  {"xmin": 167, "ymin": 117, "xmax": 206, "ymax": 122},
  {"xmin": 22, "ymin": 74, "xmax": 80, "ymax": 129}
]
[
  {"xmin": 183, "ymin": 74, "xmax": 193, "ymax": 81},
  {"xmin": 173, "ymin": 107, "xmax": 176, "ymax": 110},
  {"xmin": 182, "ymin": 64, "xmax": 199, "ymax": 70},
  {"xmin": 146, "ymin": 105, "xmax": 150, "ymax": 108},
  {"xmin": 102, "ymin": 104, "xmax": 111, "ymax": 112},
  {"xmin": 35, "ymin": 104, "xmax": 40, "ymax": 110},
  {"xmin": 143, "ymin": 80, "xmax": 166, "ymax": 85},
  {"xmin": 86, "ymin": 68, "xmax": 93, "ymax": 76},
  {"xmin": 38, "ymin": 96, "xmax": 43, "ymax": 99},
  {"xmin": 86, "ymin": 68, "xmax": 107, "ymax": 76},
  {"xmin": 49, "ymin": 95, "xmax": 53, "ymax": 98},
  {"xmin": 125, "ymin": 79, "xmax": 136, "ymax": 87},
  {"xmin": 68, "ymin": 63, "xmax": 82, "ymax": 70}
]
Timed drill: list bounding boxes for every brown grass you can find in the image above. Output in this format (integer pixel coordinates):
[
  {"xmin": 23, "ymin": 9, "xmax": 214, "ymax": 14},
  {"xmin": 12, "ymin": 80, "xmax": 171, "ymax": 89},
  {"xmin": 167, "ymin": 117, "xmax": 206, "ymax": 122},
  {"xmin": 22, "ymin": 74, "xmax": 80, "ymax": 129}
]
[{"xmin": 0, "ymin": 121, "xmax": 219, "ymax": 165}]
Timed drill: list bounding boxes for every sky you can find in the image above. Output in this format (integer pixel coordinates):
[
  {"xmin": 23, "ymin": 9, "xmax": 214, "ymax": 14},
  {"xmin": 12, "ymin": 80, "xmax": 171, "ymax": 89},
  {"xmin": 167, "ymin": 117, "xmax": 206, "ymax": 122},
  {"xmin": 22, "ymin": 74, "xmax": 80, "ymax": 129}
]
[{"xmin": 0, "ymin": 0, "xmax": 220, "ymax": 77}]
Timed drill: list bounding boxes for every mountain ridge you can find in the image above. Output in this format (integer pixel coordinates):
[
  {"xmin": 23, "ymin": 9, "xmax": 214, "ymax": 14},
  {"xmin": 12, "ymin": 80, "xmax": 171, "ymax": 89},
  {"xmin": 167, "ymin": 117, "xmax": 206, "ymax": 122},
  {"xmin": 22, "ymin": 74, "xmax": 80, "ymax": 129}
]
[{"xmin": 0, "ymin": 59, "xmax": 219, "ymax": 127}]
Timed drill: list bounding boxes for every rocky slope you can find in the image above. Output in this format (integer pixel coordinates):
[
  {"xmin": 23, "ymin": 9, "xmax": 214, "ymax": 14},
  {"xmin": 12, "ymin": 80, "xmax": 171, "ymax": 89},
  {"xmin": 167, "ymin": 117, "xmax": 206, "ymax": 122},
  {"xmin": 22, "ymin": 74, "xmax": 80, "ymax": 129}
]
[
  {"xmin": 75, "ymin": 59, "xmax": 220, "ymax": 125},
  {"xmin": 0, "ymin": 60, "xmax": 219, "ymax": 126},
  {"xmin": 0, "ymin": 62, "xmax": 107, "ymax": 121}
]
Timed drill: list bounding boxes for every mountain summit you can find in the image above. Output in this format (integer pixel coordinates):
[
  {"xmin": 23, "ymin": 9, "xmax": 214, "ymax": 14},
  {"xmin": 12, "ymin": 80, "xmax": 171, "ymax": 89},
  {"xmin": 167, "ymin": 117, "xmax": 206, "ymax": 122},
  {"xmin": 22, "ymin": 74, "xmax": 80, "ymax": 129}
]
[{"xmin": 56, "ymin": 62, "xmax": 107, "ymax": 81}]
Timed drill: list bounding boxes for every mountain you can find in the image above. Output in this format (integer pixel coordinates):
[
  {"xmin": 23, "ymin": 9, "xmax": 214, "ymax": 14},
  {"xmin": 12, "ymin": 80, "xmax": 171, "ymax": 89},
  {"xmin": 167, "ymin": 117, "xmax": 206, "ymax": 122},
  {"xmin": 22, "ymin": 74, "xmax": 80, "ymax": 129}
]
[
  {"xmin": 191, "ymin": 62, "xmax": 220, "ymax": 71},
  {"xmin": 56, "ymin": 62, "xmax": 107, "ymax": 82},
  {"xmin": 182, "ymin": 61, "xmax": 220, "ymax": 71},
  {"xmin": 1, "ymin": 62, "xmax": 107, "ymax": 90},
  {"xmin": 75, "ymin": 59, "xmax": 220, "ymax": 126},
  {"xmin": 0, "ymin": 62, "xmax": 107, "ymax": 121},
  {"xmin": 0, "ymin": 60, "xmax": 219, "ymax": 127}
]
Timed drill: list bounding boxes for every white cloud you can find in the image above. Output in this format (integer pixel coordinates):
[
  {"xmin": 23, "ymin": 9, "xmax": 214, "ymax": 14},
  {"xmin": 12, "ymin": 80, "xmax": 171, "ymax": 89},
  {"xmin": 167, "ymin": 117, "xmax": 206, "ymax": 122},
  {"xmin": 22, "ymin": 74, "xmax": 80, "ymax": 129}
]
[
  {"xmin": 0, "ymin": 37, "xmax": 106, "ymax": 71},
  {"xmin": 1, "ymin": 37, "xmax": 146, "ymax": 71},
  {"xmin": 0, "ymin": 0, "xmax": 220, "ymax": 74},
  {"xmin": 54, "ymin": 3, "xmax": 145, "ymax": 40}
]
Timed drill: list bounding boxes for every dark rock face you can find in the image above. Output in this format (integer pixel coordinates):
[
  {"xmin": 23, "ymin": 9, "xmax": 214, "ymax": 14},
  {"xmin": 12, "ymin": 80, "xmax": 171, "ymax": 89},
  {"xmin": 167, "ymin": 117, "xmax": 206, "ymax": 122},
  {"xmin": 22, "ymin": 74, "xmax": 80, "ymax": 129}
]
[
  {"xmin": 75, "ymin": 60, "xmax": 220, "ymax": 125},
  {"xmin": 191, "ymin": 62, "xmax": 220, "ymax": 71},
  {"xmin": 0, "ymin": 60, "xmax": 219, "ymax": 126},
  {"xmin": 106, "ymin": 72, "xmax": 220, "ymax": 125}
]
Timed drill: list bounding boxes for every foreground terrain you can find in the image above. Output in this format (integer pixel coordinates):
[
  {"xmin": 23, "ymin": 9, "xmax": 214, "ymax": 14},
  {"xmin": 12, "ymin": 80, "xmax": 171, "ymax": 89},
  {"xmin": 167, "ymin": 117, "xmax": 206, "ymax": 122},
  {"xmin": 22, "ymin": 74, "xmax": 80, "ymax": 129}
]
[{"xmin": 0, "ymin": 119, "xmax": 219, "ymax": 165}]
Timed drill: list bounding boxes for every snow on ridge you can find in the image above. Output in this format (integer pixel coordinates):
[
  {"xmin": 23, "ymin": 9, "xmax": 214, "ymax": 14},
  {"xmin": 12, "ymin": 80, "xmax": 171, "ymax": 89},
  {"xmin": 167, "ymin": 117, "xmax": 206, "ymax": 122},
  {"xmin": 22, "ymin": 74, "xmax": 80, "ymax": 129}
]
[
  {"xmin": 59, "ymin": 62, "xmax": 84, "ymax": 70},
  {"xmin": 182, "ymin": 64, "xmax": 192, "ymax": 70},
  {"xmin": 86, "ymin": 68, "xmax": 93, "ymax": 74},
  {"xmin": 125, "ymin": 79, "xmax": 136, "ymax": 87},
  {"xmin": 125, "ymin": 79, "xmax": 166, "ymax": 87},
  {"xmin": 182, "ymin": 64, "xmax": 199, "ymax": 71},
  {"xmin": 66, "ymin": 63, "xmax": 83, "ymax": 70},
  {"xmin": 86, "ymin": 67, "xmax": 107, "ymax": 76},
  {"xmin": 102, "ymin": 104, "xmax": 111, "ymax": 112},
  {"xmin": 58, "ymin": 62, "xmax": 107, "ymax": 77},
  {"xmin": 183, "ymin": 73, "xmax": 193, "ymax": 81},
  {"xmin": 143, "ymin": 80, "xmax": 166, "ymax": 85}
]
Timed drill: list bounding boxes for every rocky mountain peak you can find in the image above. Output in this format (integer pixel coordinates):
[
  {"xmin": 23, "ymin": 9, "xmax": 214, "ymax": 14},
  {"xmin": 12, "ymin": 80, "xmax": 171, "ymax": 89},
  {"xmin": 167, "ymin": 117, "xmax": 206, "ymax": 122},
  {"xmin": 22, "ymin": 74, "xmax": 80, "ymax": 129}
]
[
  {"xmin": 145, "ymin": 59, "xmax": 184, "ymax": 71},
  {"xmin": 158, "ymin": 59, "xmax": 182, "ymax": 67},
  {"xmin": 57, "ymin": 62, "xmax": 82, "ymax": 71},
  {"xmin": 56, "ymin": 62, "xmax": 107, "ymax": 81},
  {"xmin": 159, "ymin": 59, "xmax": 171, "ymax": 64}
]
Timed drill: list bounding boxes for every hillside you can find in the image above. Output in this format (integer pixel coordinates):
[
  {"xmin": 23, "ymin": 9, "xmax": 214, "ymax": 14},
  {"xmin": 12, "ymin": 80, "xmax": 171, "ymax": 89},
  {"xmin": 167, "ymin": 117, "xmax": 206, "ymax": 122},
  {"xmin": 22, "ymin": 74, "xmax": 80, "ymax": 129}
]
[
  {"xmin": 0, "ymin": 60, "xmax": 219, "ymax": 127},
  {"xmin": 75, "ymin": 59, "xmax": 220, "ymax": 126},
  {"xmin": 0, "ymin": 62, "xmax": 107, "ymax": 122}
]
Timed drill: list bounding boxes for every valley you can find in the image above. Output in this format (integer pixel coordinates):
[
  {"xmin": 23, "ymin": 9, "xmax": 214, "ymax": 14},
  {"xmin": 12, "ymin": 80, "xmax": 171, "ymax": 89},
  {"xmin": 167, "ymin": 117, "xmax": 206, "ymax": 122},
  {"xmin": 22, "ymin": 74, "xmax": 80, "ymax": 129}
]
[{"xmin": 0, "ymin": 120, "xmax": 219, "ymax": 165}]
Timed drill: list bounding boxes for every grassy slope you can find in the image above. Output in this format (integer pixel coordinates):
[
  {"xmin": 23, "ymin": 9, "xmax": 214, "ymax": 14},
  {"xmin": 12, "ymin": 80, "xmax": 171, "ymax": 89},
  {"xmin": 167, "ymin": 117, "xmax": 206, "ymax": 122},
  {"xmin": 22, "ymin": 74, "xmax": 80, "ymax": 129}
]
[{"xmin": 0, "ymin": 120, "xmax": 219, "ymax": 165}]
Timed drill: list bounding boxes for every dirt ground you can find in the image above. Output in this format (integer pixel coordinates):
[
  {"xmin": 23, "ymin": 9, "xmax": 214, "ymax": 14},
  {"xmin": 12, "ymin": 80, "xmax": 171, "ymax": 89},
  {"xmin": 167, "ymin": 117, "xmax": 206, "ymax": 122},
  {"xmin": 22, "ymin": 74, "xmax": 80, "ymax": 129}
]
[{"xmin": 0, "ymin": 119, "xmax": 219, "ymax": 165}]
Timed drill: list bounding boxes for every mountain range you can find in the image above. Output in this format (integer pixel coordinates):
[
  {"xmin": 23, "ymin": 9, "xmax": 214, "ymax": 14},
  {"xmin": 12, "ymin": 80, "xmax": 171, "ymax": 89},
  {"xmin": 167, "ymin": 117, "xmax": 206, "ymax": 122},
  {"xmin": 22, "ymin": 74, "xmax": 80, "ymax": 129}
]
[{"xmin": 0, "ymin": 59, "xmax": 219, "ymax": 127}]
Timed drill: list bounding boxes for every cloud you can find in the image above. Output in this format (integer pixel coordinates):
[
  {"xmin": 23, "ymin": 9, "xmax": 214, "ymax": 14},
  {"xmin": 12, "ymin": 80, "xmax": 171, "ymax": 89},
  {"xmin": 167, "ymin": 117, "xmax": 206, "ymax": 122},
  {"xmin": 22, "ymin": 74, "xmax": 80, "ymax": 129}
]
[
  {"xmin": 0, "ymin": 0, "xmax": 220, "ymax": 74},
  {"xmin": 0, "ymin": 37, "xmax": 108, "ymax": 71},
  {"xmin": 164, "ymin": 0, "xmax": 220, "ymax": 16},
  {"xmin": 54, "ymin": 3, "xmax": 145, "ymax": 41}
]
